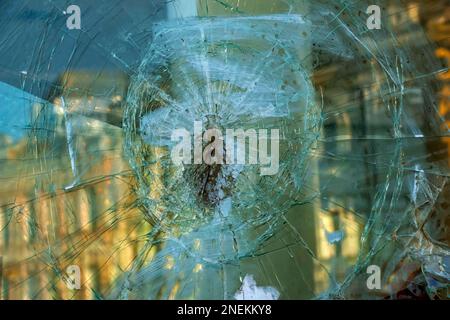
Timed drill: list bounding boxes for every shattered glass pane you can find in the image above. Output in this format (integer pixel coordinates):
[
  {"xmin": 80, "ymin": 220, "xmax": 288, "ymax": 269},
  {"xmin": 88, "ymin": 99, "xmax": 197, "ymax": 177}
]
[{"xmin": 0, "ymin": 0, "xmax": 448, "ymax": 300}]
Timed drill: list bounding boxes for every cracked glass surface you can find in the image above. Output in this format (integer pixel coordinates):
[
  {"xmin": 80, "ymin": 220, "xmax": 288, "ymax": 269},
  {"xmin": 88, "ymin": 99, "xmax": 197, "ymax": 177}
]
[{"xmin": 0, "ymin": 0, "xmax": 449, "ymax": 299}]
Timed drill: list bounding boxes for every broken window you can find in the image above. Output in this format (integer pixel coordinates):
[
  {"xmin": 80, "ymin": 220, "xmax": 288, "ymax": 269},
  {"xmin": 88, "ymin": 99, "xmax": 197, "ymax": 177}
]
[{"xmin": 0, "ymin": 0, "xmax": 448, "ymax": 300}]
